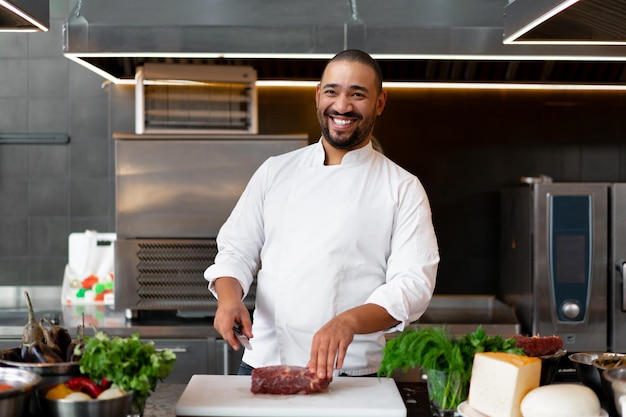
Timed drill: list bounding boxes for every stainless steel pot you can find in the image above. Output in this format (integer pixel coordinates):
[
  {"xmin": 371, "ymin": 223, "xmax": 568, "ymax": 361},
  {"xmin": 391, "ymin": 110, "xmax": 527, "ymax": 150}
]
[{"xmin": 0, "ymin": 367, "xmax": 42, "ymax": 417}]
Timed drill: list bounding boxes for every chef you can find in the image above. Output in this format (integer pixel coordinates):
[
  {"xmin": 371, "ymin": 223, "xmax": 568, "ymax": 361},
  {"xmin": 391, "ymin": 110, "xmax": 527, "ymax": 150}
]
[{"xmin": 204, "ymin": 49, "xmax": 439, "ymax": 379}]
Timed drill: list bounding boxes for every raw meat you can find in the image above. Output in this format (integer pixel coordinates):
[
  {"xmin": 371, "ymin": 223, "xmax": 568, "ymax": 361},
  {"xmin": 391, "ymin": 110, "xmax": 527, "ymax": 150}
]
[
  {"xmin": 513, "ymin": 335, "xmax": 563, "ymax": 357},
  {"xmin": 250, "ymin": 365, "xmax": 332, "ymax": 395}
]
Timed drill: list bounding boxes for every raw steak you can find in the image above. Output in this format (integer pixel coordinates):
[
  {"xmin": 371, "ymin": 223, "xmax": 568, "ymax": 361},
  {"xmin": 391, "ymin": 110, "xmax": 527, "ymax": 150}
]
[
  {"xmin": 513, "ymin": 334, "xmax": 563, "ymax": 357},
  {"xmin": 250, "ymin": 365, "xmax": 332, "ymax": 395}
]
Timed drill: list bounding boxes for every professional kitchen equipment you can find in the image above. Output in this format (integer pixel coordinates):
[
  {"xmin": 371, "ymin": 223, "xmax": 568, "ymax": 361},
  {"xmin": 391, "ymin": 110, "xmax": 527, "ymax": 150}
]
[
  {"xmin": 175, "ymin": 375, "xmax": 406, "ymax": 417},
  {"xmin": 113, "ymin": 133, "xmax": 308, "ymax": 316},
  {"xmin": 135, "ymin": 63, "xmax": 257, "ymax": 134},
  {"xmin": 500, "ymin": 181, "xmax": 626, "ymax": 353}
]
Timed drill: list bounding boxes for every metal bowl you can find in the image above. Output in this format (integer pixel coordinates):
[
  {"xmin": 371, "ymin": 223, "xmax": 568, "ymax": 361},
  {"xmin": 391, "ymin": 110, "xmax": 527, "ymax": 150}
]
[
  {"xmin": 36, "ymin": 384, "xmax": 133, "ymax": 417},
  {"xmin": 539, "ymin": 349, "xmax": 567, "ymax": 386},
  {"xmin": 0, "ymin": 358, "xmax": 80, "ymax": 387},
  {"xmin": 0, "ymin": 358, "xmax": 81, "ymax": 413},
  {"xmin": 602, "ymin": 366, "xmax": 626, "ymax": 417},
  {"xmin": 0, "ymin": 367, "xmax": 42, "ymax": 417},
  {"xmin": 593, "ymin": 354, "xmax": 626, "ymax": 416},
  {"xmin": 569, "ymin": 352, "xmax": 605, "ymax": 394}
]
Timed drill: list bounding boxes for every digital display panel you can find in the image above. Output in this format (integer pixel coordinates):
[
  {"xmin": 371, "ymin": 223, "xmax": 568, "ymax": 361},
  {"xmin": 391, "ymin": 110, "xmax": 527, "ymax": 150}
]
[{"xmin": 555, "ymin": 234, "xmax": 587, "ymax": 284}]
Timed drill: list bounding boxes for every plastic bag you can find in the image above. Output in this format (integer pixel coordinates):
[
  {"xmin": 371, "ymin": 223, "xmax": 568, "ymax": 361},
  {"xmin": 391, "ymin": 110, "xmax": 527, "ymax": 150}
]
[{"xmin": 61, "ymin": 230, "xmax": 116, "ymax": 305}]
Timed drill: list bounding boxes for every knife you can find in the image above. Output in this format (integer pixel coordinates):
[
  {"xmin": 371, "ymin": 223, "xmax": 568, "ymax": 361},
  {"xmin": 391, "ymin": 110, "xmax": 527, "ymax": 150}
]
[{"xmin": 233, "ymin": 325, "xmax": 253, "ymax": 350}]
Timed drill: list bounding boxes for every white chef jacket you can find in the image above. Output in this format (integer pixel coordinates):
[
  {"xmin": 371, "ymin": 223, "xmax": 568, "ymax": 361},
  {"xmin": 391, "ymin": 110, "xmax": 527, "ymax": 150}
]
[{"xmin": 204, "ymin": 138, "xmax": 439, "ymax": 375}]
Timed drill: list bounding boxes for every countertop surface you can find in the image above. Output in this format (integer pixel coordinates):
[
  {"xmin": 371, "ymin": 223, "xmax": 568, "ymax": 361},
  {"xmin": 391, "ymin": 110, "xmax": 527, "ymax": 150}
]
[
  {"xmin": 0, "ymin": 286, "xmax": 520, "ymax": 340},
  {"xmin": 0, "ymin": 286, "xmax": 221, "ymax": 339}
]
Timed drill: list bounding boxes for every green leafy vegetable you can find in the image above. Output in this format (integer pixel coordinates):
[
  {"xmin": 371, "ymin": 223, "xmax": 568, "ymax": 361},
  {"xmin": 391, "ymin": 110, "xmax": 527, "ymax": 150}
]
[
  {"xmin": 76, "ymin": 330, "xmax": 176, "ymax": 406},
  {"xmin": 378, "ymin": 326, "xmax": 523, "ymax": 410}
]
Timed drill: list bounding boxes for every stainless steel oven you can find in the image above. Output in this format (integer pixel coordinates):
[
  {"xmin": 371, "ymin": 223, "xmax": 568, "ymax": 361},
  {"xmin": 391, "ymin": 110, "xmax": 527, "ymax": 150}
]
[
  {"xmin": 500, "ymin": 181, "xmax": 626, "ymax": 353},
  {"xmin": 113, "ymin": 133, "xmax": 308, "ymax": 315}
]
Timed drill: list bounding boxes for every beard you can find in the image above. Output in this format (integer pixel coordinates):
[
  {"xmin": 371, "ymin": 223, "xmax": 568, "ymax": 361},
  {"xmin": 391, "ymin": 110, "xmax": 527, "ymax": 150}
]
[{"xmin": 318, "ymin": 110, "xmax": 376, "ymax": 150}]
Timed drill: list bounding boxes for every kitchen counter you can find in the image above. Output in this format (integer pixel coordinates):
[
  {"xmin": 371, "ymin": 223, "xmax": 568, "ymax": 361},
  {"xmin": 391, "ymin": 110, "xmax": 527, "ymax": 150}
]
[
  {"xmin": 144, "ymin": 381, "xmax": 433, "ymax": 417},
  {"xmin": 0, "ymin": 287, "xmax": 520, "ymax": 340},
  {"xmin": 0, "ymin": 286, "xmax": 221, "ymax": 339}
]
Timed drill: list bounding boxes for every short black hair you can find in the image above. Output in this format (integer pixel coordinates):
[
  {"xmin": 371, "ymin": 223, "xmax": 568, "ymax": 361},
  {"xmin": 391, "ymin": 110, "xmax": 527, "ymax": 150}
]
[{"xmin": 324, "ymin": 49, "xmax": 383, "ymax": 93}]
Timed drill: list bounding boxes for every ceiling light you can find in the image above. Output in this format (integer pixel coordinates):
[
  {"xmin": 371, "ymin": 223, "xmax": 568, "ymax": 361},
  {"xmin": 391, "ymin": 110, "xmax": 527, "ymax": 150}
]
[
  {"xmin": 503, "ymin": 0, "xmax": 626, "ymax": 45},
  {"xmin": 0, "ymin": 0, "xmax": 49, "ymax": 32}
]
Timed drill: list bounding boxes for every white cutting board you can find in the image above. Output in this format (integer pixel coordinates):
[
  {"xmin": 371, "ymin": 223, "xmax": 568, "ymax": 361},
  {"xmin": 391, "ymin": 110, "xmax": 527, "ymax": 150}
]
[{"xmin": 175, "ymin": 375, "xmax": 406, "ymax": 417}]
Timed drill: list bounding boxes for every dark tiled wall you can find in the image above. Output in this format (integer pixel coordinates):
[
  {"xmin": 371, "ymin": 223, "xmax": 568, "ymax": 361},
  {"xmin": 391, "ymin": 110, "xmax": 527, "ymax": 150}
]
[
  {"xmin": 0, "ymin": 0, "xmax": 113, "ymax": 286},
  {"xmin": 1, "ymin": 2, "xmax": 625, "ymax": 293}
]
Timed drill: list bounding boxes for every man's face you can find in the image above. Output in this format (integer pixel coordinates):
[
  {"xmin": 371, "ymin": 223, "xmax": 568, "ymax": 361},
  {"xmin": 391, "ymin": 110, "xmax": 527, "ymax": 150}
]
[{"xmin": 315, "ymin": 61, "xmax": 386, "ymax": 151}]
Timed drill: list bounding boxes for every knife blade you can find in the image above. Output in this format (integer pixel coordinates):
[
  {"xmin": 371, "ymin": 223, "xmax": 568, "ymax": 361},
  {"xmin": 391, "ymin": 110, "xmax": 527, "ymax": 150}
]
[{"xmin": 233, "ymin": 325, "xmax": 252, "ymax": 350}]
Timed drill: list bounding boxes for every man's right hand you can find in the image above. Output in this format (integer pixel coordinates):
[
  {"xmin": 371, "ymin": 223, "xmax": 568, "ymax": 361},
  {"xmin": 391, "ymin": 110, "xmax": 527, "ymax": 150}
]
[{"xmin": 213, "ymin": 277, "xmax": 253, "ymax": 351}]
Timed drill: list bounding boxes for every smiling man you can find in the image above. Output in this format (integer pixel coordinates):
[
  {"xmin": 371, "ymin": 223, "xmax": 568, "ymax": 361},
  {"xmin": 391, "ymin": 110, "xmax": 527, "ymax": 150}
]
[
  {"xmin": 205, "ymin": 49, "xmax": 439, "ymax": 380},
  {"xmin": 316, "ymin": 51, "xmax": 386, "ymax": 162}
]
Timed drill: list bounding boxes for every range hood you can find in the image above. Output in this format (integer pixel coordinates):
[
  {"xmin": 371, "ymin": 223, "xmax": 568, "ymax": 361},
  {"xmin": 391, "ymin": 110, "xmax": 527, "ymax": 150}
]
[
  {"xmin": 63, "ymin": 0, "xmax": 626, "ymax": 85},
  {"xmin": 503, "ymin": 0, "xmax": 626, "ymax": 44},
  {"xmin": 0, "ymin": 0, "xmax": 48, "ymax": 32}
]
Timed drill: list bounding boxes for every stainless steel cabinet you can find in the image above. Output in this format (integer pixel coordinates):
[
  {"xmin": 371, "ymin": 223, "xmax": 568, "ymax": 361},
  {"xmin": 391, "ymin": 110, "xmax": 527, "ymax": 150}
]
[
  {"xmin": 150, "ymin": 338, "xmax": 211, "ymax": 384},
  {"xmin": 152, "ymin": 338, "xmax": 244, "ymax": 383},
  {"xmin": 208, "ymin": 339, "xmax": 244, "ymax": 375}
]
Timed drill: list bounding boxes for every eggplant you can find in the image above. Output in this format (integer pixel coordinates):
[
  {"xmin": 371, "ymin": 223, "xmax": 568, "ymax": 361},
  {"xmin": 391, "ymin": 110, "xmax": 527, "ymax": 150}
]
[
  {"xmin": 29, "ymin": 341, "xmax": 64, "ymax": 364},
  {"xmin": 66, "ymin": 324, "xmax": 84, "ymax": 362},
  {"xmin": 20, "ymin": 344, "xmax": 31, "ymax": 362},
  {"xmin": 40, "ymin": 318, "xmax": 71, "ymax": 357},
  {"xmin": 21, "ymin": 291, "xmax": 44, "ymax": 348},
  {"xmin": 0, "ymin": 346, "xmax": 22, "ymax": 362}
]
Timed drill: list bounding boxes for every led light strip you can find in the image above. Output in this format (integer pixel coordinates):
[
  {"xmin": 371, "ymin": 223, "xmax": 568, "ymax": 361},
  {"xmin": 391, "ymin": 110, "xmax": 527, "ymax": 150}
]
[
  {"xmin": 66, "ymin": 53, "xmax": 626, "ymax": 91},
  {"xmin": 0, "ymin": 0, "xmax": 48, "ymax": 32},
  {"xmin": 502, "ymin": 0, "xmax": 579, "ymax": 44}
]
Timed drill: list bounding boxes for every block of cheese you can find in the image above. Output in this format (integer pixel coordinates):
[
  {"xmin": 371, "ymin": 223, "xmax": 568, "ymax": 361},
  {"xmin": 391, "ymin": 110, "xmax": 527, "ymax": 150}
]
[{"xmin": 468, "ymin": 352, "xmax": 541, "ymax": 417}]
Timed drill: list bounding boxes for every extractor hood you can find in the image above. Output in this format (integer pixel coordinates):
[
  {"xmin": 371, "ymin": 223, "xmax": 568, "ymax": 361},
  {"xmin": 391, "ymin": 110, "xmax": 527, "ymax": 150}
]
[
  {"xmin": 62, "ymin": 0, "xmax": 626, "ymax": 85},
  {"xmin": 503, "ymin": 0, "xmax": 626, "ymax": 44},
  {"xmin": 0, "ymin": 0, "xmax": 48, "ymax": 32}
]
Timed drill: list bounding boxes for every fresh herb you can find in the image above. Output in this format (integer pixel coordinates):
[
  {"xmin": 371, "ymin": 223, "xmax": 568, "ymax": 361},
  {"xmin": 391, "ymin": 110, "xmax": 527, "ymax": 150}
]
[
  {"xmin": 76, "ymin": 330, "xmax": 176, "ymax": 408},
  {"xmin": 378, "ymin": 326, "xmax": 523, "ymax": 410}
]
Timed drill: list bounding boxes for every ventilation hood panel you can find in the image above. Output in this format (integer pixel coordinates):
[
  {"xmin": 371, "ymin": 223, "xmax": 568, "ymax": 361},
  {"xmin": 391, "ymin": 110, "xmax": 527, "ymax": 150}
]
[
  {"xmin": 0, "ymin": 0, "xmax": 49, "ymax": 31},
  {"xmin": 503, "ymin": 0, "xmax": 626, "ymax": 44},
  {"xmin": 62, "ymin": 0, "xmax": 626, "ymax": 85}
]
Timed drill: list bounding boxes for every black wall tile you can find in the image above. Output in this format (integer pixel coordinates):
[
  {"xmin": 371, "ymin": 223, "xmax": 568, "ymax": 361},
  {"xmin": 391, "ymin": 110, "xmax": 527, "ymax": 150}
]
[
  {"xmin": 0, "ymin": 145, "xmax": 28, "ymax": 177},
  {"xmin": 0, "ymin": 179, "xmax": 28, "ymax": 216},
  {"xmin": 28, "ymin": 179, "xmax": 69, "ymax": 216},
  {"xmin": 69, "ymin": 179, "xmax": 111, "ymax": 217},
  {"xmin": 28, "ymin": 217, "xmax": 68, "ymax": 257},
  {"xmin": 0, "ymin": 218, "xmax": 28, "ymax": 256},
  {"xmin": 28, "ymin": 145, "xmax": 68, "ymax": 178}
]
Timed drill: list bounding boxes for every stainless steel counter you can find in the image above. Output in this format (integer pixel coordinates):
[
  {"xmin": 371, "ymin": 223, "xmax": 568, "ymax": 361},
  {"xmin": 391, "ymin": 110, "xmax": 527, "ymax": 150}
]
[
  {"xmin": 1, "ymin": 288, "xmax": 520, "ymax": 340},
  {"xmin": 0, "ymin": 286, "xmax": 220, "ymax": 340}
]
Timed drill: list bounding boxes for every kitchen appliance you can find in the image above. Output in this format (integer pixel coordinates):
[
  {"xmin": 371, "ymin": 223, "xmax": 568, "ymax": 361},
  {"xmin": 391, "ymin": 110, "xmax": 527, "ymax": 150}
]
[
  {"xmin": 135, "ymin": 63, "xmax": 257, "ymax": 135},
  {"xmin": 113, "ymin": 133, "xmax": 308, "ymax": 316},
  {"xmin": 175, "ymin": 375, "xmax": 406, "ymax": 417},
  {"xmin": 500, "ymin": 181, "xmax": 626, "ymax": 353}
]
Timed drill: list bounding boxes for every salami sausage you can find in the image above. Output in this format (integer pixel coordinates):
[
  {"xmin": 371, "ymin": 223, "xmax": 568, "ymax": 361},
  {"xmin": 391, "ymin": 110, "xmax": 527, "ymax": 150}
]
[
  {"xmin": 513, "ymin": 335, "xmax": 563, "ymax": 357},
  {"xmin": 250, "ymin": 365, "xmax": 332, "ymax": 395}
]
